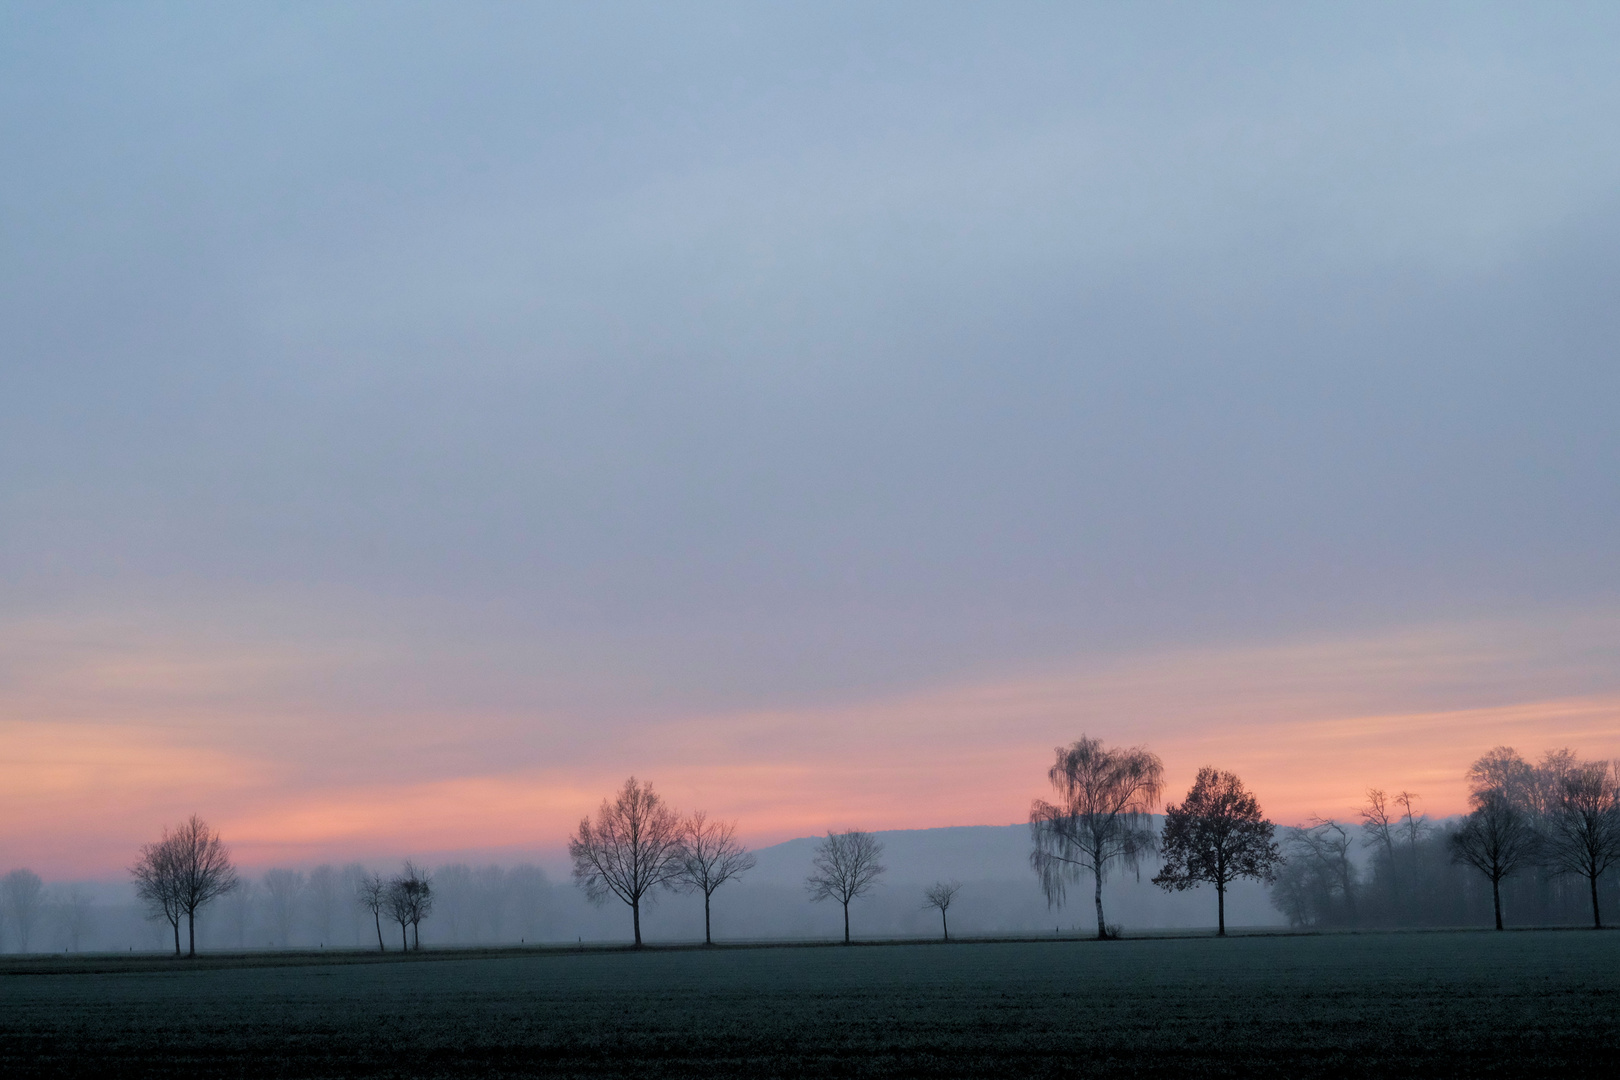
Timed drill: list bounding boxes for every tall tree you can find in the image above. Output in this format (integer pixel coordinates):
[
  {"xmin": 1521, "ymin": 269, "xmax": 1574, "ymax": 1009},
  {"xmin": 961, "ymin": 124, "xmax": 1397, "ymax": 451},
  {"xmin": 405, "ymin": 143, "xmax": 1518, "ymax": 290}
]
[
  {"xmin": 569, "ymin": 777, "xmax": 684, "ymax": 946},
  {"xmin": 1449, "ymin": 790, "xmax": 1538, "ymax": 930},
  {"xmin": 169, "ymin": 815, "xmax": 240, "ymax": 956},
  {"xmin": 355, "ymin": 872, "xmax": 389, "ymax": 951},
  {"xmin": 675, "ymin": 812, "xmax": 757, "ymax": 945},
  {"xmin": 806, "ymin": 830, "xmax": 886, "ymax": 943},
  {"xmin": 922, "ymin": 881, "xmax": 962, "ymax": 941},
  {"xmin": 1030, "ymin": 736, "xmax": 1164, "ymax": 939},
  {"xmin": 1541, "ymin": 760, "xmax": 1620, "ymax": 929},
  {"xmin": 1, "ymin": 869, "xmax": 46, "ymax": 953},
  {"xmin": 130, "ymin": 838, "xmax": 184, "ymax": 954},
  {"xmin": 1153, "ymin": 768, "xmax": 1283, "ymax": 936},
  {"xmin": 1360, "ymin": 789, "xmax": 1399, "ymax": 890}
]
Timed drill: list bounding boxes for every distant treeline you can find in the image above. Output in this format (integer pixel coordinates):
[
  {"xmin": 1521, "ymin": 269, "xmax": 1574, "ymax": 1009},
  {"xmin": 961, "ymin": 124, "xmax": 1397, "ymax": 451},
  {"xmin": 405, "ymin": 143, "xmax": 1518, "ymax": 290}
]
[{"xmin": 1273, "ymin": 747, "xmax": 1620, "ymax": 931}]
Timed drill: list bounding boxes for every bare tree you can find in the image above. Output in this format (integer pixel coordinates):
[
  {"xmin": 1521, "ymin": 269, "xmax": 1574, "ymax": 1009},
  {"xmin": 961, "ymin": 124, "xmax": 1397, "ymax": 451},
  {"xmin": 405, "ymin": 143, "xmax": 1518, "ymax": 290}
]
[
  {"xmin": 1360, "ymin": 789, "xmax": 1397, "ymax": 880},
  {"xmin": 356, "ymin": 871, "xmax": 389, "ymax": 951},
  {"xmin": 384, "ymin": 876, "xmax": 413, "ymax": 950},
  {"xmin": 675, "ymin": 812, "xmax": 757, "ymax": 945},
  {"xmin": 1468, "ymin": 746, "xmax": 1536, "ymax": 808},
  {"xmin": 394, "ymin": 861, "xmax": 434, "ymax": 949},
  {"xmin": 1450, "ymin": 790, "xmax": 1538, "ymax": 930},
  {"xmin": 131, "ymin": 836, "xmax": 186, "ymax": 954},
  {"xmin": 1030, "ymin": 736, "xmax": 1163, "ymax": 939},
  {"xmin": 569, "ymin": 777, "xmax": 684, "ymax": 946},
  {"xmin": 1285, "ymin": 818, "xmax": 1358, "ymax": 924},
  {"xmin": 922, "ymin": 881, "xmax": 962, "ymax": 941},
  {"xmin": 261, "ymin": 869, "xmax": 306, "ymax": 948},
  {"xmin": 167, "ymin": 815, "xmax": 239, "ymax": 956},
  {"xmin": 806, "ymin": 830, "xmax": 886, "ymax": 943},
  {"xmin": 1542, "ymin": 760, "xmax": 1620, "ymax": 929},
  {"xmin": 1153, "ymin": 768, "xmax": 1283, "ymax": 936},
  {"xmin": 2, "ymin": 869, "xmax": 46, "ymax": 953}
]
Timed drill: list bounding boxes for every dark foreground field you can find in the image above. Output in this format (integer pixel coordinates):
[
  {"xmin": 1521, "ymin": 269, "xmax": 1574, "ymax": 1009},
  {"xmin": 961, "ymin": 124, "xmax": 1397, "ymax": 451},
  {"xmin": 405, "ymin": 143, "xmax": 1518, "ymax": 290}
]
[{"xmin": 2, "ymin": 931, "xmax": 1616, "ymax": 1078}]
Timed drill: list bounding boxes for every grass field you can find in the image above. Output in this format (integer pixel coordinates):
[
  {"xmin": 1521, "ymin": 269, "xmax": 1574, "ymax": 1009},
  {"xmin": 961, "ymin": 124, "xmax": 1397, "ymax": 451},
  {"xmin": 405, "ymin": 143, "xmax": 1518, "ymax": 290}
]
[{"xmin": 2, "ymin": 930, "xmax": 1617, "ymax": 1077}]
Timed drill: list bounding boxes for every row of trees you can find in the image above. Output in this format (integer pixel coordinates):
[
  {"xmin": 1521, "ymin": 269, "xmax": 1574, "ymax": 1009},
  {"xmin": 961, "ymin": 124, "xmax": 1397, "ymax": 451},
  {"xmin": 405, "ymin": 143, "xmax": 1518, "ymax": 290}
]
[
  {"xmin": 1027, "ymin": 737, "xmax": 1620, "ymax": 938},
  {"xmin": 117, "ymin": 740, "xmax": 1616, "ymax": 954},
  {"xmin": 566, "ymin": 778, "xmax": 961, "ymax": 944},
  {"xmin": 1276, "ymin": 747, "xmax": 1620, "ymax": 931}
]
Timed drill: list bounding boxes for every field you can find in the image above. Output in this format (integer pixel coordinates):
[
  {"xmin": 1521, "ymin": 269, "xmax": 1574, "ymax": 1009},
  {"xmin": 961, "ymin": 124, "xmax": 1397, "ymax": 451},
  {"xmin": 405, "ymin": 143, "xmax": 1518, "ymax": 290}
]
[{"xmin": 2, "ymin": 930, "xmax": 1617, "ymax": 1077}]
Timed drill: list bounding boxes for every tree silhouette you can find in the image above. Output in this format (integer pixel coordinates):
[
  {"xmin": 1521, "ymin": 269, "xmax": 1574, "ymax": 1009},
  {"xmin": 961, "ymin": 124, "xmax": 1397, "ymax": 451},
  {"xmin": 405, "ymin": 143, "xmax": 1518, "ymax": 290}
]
[
  {"xmin": 806, "ymin": 830, "xmax": 886, "ymax": 943},
  {"xmin": 570, "ymin": 777, "xmax": 684, "ymax": 946},
  {"xmin": 355, "ymin": 872, "xmax": 389, "ymax": 951},
  {"xmin": 1541, "ymin": 761, "xmax": 1620, "ymax": 928},
  {"xmin": 1030, "ymin": 736, "xmax": 1163, "ymax": 939},
  {"xmin": 1152, "ymin": 768, "xmax": 1282, "ymax": 935},
  {"xmin": 675, "ymin": 812, "xmax": 756, "ymax": 945},
  {"xmin": 143, "ymin": 815, "xmax": 238, "ymax": 956},
  {"xmin": 1450, "ymin": 791, "xmax": 1538, "ymax": 930},
  {"xmin": 922, "ymin": 881, "xmax": 961, "ymax": 941}
]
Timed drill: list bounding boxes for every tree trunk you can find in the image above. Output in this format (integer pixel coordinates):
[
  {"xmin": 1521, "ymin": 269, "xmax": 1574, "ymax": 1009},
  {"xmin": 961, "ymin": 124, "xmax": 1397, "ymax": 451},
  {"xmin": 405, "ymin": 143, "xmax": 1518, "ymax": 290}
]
[
  {"xmin": 1093, "ymin": 868, "xmax": 1106, "ymax": 939},
  {"xmin": 374, "ymin": 911, "xmax": 385, "ymax": 951},
  {"xmin": 1492, "ymin": 877, "xmax": 1503, "ymax": 931},
  {"xmin": 1592, "ymin": 873, "xmax": 1603, "ymax": 930},
  {"xmin": 704, "ymin": 892, "xmax": 712, "ymax": 946},
  {"xmin": 1217, "ymin": 881, "xmax": 1226, "ymax": 937},
  {"xmin": 400, "ymin": 923, "xmax": 408, "ymax": 950},
  {"xmin": 412, "ymin": 920, "xmax": 420, "ymax": 950},
  {"xmin": 632, "ymin": 897, "xmax": 642, "ymax": 946},
  {"xmin": 188, "ymin": 911, "xmax": 196, "ymax": 956},
  {"xmin": 942, "ymin": 910, "xmax": 949, "ymax": 942},
  {"xmin": 843, "ymin": 900, "xmax": 850, "ymax": 944},
  {"xmin": 172, "ymin": 918, "xmax": 181, "ymax": 956}
]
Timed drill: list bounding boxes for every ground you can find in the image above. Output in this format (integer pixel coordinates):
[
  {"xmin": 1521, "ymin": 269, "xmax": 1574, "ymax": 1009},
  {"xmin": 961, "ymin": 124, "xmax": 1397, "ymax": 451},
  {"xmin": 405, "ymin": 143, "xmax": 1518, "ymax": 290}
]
[{"xmin": 2, "ymin": 930, "xmax": 1616, "ymax": 1077}]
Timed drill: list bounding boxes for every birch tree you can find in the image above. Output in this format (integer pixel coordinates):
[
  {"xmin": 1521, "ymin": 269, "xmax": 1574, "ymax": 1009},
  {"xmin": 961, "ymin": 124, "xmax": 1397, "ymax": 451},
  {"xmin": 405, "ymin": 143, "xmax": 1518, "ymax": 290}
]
[{"xmin": 1030, "ymin": 737, "xmax": 1163, "ymax": 939}]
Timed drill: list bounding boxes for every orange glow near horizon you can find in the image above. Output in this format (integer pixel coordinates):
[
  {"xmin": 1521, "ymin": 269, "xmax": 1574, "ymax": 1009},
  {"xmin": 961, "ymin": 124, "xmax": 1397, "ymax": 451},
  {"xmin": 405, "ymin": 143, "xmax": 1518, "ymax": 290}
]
[{"xmin": 2, "ymin": 612, "xmax": 1618, "ymax": 878}]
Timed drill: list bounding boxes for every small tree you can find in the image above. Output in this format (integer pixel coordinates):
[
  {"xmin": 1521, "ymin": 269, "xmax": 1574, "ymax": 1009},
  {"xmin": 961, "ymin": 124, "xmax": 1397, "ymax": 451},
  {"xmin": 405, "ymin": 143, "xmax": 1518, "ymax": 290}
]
[
  {"xmin": 1541, "ymin": 761, "xmax": 1620, "ymax": 929},
  {"xmin": 569, "ymin": 777, "xmax": 684, "ymax": 946},
  {"xmin": 398, "ymin": 862, "xmax": 434, "ymax": 949},
  {"xmin": 1153, "ymin": 768, "xmax": 1282, "ymax": 935},
  {"xmin": 922, "ymin": 881, "xmax": 962, "ymax": 941},
  {"xmin": 169, "ymin": 815, "xmax": 239, "ymax": 956},
  {"xmin": 1450, "ymin": 790, "xmax": 1538, "ymax": 930},
  {"xmin": 356, "ymin": 872, "xmax": 389, "ymax": 951},
  {"xmin": 1030, "ymin": 736, "xmax": 1163, "ymax": 939},
  {"xmin": 384, "ymin": 876, "xmax": 413, "ymax": 950},
  {"xmin": 675, "ymin": 812, "xmax": 757, "ymax": 945},
  {"xmin": 806, "ymin": 830, "xmax": 886, "ymax": 943},
  {"xmin": 2, "ymin": 869, "xmax": 46, "ymax": 953}
]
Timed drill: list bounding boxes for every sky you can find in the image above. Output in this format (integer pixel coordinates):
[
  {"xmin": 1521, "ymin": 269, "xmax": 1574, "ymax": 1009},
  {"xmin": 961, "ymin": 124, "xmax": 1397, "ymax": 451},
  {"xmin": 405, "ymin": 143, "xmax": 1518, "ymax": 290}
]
[{"xmin": 3, "ymin": 3, "xmax": 1619, "ymax": 877}]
